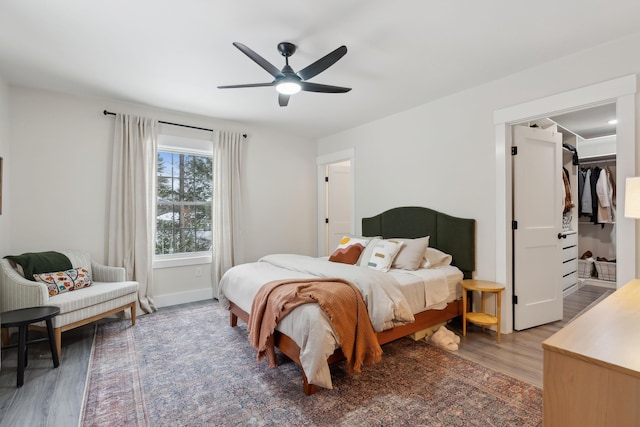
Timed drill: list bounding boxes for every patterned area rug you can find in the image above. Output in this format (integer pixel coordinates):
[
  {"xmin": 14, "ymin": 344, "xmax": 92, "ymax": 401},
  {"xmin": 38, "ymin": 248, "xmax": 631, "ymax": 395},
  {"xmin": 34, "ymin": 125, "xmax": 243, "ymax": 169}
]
[{"xmin": 80, "ymin": 303, "xmax": 542, "ymax": 426}]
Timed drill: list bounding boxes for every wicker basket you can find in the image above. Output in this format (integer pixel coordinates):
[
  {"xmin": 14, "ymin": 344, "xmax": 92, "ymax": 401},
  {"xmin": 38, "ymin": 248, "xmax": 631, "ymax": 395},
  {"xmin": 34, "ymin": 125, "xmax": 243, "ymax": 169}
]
[
  {"xmin": 578, "ymin": 259, "xmax": 594, "ymax": 278},
  {"xmin": 594, "ymin": 261, "xmax": 616, "ymax": 282}
]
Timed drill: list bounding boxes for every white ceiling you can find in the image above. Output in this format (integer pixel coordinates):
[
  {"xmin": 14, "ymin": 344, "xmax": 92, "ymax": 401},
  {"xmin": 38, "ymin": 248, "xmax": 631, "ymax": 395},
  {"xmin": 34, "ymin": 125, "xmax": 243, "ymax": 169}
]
[
  {"xmin": 550, "ymin": 103, "xmax": 617, "ymax": 140},
  {"xmin": 1, "ymin": 1, "xmax": 640, "ymax": 139}
]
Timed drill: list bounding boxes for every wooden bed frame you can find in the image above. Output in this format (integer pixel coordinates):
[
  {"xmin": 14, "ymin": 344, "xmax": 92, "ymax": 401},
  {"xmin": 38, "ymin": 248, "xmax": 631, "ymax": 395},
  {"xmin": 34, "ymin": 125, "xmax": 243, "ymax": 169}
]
[{"xmin": 228, "ymin": 206, "xmax": 476, "ymax": 395}]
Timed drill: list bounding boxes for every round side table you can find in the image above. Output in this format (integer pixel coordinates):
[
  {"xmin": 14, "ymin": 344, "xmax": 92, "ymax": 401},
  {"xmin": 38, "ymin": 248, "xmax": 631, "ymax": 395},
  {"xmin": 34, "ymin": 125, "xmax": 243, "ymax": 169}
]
[
  {"xmin": 1, "ymin": 306, "xmax": 61, "ymax": 387},
  {"xmin": 461, "ymin": 279, "xmax": 505, "ymax": 343}
]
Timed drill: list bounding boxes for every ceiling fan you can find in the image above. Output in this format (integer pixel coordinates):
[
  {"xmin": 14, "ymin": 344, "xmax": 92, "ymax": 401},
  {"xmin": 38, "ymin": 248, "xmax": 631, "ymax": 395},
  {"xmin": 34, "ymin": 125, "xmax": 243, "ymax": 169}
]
[{"xmin": 218, "ymin": 42, "xmax": 351, "ymax": 107}]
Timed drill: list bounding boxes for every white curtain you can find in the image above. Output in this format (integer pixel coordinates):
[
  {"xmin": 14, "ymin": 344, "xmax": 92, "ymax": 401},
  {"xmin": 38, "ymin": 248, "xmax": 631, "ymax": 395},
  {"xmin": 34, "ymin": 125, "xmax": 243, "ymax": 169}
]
[
  {"xmin": 212, "ymin": 131, "xmax": 244, "ymax": 298},
  {"xmin": 108, "ymin": 113, "xmax": 158, "ymax": 314}
]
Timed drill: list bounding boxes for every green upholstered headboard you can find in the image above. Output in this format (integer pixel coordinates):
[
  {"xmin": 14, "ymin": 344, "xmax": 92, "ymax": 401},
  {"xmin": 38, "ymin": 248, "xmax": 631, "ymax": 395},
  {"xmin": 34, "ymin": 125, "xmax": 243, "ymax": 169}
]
[{"xmin": 362, "ymin": 206, "xmax": 476, "ymax": 279}]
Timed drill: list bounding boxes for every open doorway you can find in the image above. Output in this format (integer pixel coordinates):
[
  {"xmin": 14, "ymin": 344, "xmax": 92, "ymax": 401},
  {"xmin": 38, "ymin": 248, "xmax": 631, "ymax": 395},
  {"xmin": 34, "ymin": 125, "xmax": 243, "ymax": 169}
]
[
  {"xmin": 510, "ymin": 104, "xmax": 618, "ymax": 330},
  {"xmin": 325, "ymin": 161, "xmax": 352, "ymax": 255},
  {"xmin": 550, "ymin": 104, "xmax": 618, "ymax": 293},
  {"xmin": 494, "ymin": 74, "xmax": 636, "ymax": 334},
  {"xmin": 316, "ymin": 149, "xmax": 355, "ymax": 256}
]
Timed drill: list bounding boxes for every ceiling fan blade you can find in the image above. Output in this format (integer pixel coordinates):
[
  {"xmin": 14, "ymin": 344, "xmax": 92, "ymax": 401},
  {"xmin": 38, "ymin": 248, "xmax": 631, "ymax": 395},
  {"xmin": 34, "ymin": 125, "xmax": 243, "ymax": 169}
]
[
  {"xmin": 300, "ymin": 81, "xmax": 351, "ymax": 93},
  {"xmin": 232, "ymin": 42, "xmax": 281, "ymax": 78},
  {"xmin": 278, "ymin": 93, "xmax": 290, "ymax": 107},
  {"xmin": 217, "ymin": 82, "xmax": 275, "ymax": 89},
  {"xmin": 296, "ymin": 45, "xmax": 347, "ymax": 81}
]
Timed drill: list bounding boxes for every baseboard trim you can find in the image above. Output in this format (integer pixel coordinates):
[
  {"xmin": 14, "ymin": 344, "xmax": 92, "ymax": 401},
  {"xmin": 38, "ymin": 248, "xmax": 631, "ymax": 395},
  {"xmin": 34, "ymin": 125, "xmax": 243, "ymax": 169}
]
[
  {"xmin": 563, "ymin": 283, "xmax": 578, "ymax": 297},
  {"xmin": 154, "ymin": 288, "xmax": 214, "ymax": 308},
  {"xmin": 578, "ymin": 278, "xmax": 617, "ymax": 289}
]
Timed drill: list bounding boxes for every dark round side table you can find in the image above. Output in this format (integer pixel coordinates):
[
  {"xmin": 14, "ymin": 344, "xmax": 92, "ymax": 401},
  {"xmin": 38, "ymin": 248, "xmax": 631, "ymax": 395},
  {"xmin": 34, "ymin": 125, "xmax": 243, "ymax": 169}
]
[{"xmin": 1, "ymin": 306, "xmax": 61, "ymax": 387}]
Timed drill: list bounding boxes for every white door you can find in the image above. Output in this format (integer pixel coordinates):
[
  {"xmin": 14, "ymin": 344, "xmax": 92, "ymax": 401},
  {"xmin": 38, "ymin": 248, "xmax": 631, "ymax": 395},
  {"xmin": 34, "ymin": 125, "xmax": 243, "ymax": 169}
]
[
  {"xmin": 326, "ymin": 162, "xmax": 352, "ymax": 254},
  {"xmin": 513, "ymin": 125, "xmax": 563, "ymax": 330}
]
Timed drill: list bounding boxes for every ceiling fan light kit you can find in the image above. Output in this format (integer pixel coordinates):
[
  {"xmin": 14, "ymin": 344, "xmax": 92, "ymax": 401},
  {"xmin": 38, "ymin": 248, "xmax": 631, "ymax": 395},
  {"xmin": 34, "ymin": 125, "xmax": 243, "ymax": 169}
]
[
  {"xmin": 218, "ymin": 41, "xmax": 351, "ymax": 107},
  {"xmin": 276, "ymin": 81, "xmax": 301, "ymax": 95}
]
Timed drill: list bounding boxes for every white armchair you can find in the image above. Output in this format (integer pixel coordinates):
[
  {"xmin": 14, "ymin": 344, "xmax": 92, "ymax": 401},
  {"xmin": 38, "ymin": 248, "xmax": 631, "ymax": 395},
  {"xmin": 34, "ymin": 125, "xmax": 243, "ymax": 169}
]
[{"xmin": 1, "ymin": 250, "xmax": 138, "ymax": 357}]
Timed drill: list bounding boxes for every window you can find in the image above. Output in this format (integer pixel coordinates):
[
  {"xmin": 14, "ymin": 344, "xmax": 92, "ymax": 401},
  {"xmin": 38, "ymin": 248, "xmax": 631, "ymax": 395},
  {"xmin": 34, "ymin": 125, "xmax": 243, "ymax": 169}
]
[{"xmin": 155, "ymin": 135, "xmax": 213, "ymax": 266}]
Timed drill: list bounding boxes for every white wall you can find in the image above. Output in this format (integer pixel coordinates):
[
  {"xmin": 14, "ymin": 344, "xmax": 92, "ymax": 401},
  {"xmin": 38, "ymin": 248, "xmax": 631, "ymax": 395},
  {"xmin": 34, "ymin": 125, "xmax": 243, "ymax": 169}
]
[
  {"xmin": 8, "ymin": 32, "xmax": 640, "ymax": 309},
  {"xmin": 0, "ymin": 74, "xmax": 9, "ymax": 256},
  {"xmin": 318, "ymin": 31, "xmax": 640, "ymax": 284},
  {"xmin": 6, "ymin": 86, "xmax": 317, "ymax": 305}
]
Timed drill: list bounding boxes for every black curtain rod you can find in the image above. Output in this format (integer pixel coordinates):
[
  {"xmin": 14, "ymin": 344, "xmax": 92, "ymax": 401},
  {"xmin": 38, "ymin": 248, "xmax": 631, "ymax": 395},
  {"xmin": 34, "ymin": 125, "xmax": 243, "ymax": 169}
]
[{"xmin": 103, "ymin": 110, "xmax": 246, "ymax": 138}]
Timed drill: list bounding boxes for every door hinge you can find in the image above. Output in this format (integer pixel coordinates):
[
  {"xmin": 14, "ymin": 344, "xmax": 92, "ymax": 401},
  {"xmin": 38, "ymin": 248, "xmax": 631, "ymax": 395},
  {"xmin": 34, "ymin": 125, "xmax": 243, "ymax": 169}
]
[
  {"xmin": 325, "ymin": 176, "xmax": 329, "ymax": 182},
  {"xmin": 513, "ymin": 295, "xmax": 518, "ymax": 304},
  {"xmin": 512, "ymin": 220, "xmax": 518, "ymax": 230},
  {"xmin": 325, "ymin": 218, "xmax": 329, "ymax": 224},
  {"xmin": 511, "ymin": 146, "xmax": 518, "ymax": 155}
]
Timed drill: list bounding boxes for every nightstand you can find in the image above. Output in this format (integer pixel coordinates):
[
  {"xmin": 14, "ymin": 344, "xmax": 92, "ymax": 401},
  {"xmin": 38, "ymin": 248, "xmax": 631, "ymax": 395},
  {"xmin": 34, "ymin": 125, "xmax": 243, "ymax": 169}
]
[{"xmin": 461, "ymin": 279, "xmax": 505, "ymax": 343}]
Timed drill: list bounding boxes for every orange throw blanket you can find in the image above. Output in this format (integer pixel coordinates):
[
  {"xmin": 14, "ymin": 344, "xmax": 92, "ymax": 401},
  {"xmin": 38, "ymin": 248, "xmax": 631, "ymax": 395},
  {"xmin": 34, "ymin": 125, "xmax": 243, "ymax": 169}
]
[{"xmin": 248, "ymin": 278, "xmax": 383, "ymax": 374}]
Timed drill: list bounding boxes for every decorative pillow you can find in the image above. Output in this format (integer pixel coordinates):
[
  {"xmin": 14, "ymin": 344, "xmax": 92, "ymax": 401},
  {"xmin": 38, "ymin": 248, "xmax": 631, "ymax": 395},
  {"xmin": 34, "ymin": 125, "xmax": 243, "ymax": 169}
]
[
  {"xmin": 357, "ymin": 237, "xmax": 382, "ymax": 266},
  {"xmin": 34, "ymin": 267, "xmax": 92, "ymax": 296},
  {"xmin": 422, "ymin": 247, "xmax": 453, "ymax": 269},
  {"xmin": 367, "ymin": 239, "xmax": 404, "ymax": 272},
  {"xmin": 392, "ymin": 236, "xmax": 430, "ymax": 270},
  {"xmin": 329, "ymin": 236, "xmax": 370, "ymax": 265}
]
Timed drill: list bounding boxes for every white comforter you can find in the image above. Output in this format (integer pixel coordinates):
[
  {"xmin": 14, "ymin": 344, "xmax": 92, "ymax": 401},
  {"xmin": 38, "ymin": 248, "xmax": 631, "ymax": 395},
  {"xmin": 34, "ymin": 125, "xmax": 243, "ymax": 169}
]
[
  {"xmin": 218, "ymin": 254, "xmax": 448, "ymax": 389},
  {"xmin": 260, "ymin": 254, "xmax": 415, "ymax": 330}
]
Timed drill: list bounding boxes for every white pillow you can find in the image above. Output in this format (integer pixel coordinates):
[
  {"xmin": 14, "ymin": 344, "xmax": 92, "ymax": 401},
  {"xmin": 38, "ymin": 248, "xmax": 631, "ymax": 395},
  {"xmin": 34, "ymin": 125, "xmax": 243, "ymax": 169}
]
[
  {"xmin": 392, "ymin": 236, "xmax": 430, "ymax": 270},
  {"xmin": 366, "ymin": 239, "xmax": 404, "ymax": 272},
  {"xmin": 422, "ymin": 247, "xmax": 453, "ymax": 268},
  {"xmin": 357, "ymin": 237, "xmax": 382, "ymax": 266}
]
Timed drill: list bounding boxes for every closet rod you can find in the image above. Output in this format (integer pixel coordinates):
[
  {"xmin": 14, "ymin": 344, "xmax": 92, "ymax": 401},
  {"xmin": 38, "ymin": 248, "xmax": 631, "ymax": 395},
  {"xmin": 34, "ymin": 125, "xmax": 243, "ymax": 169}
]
[
  {"xmin": 579, "ymin": 155, "xmax": 616, "ymax": 166},
  {"xmin": 103, "ymin": 110, "xmax": 247, "ymax": 138}
]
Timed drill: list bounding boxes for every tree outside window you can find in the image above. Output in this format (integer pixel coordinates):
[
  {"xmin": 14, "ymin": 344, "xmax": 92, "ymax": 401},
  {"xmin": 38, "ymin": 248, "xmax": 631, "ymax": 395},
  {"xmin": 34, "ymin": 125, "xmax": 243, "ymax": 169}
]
[{"xmin": 156, "ymin": 151, "xmax": 212, "ymax": 255}]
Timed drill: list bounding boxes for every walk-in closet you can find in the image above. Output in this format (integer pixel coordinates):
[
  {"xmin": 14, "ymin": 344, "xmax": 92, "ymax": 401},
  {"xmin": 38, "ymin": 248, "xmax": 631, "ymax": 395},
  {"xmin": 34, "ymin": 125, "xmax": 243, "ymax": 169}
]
[
  {"xmin": 576, "ymin": 147, "xmax": 616, "ymax": 289},
  {"xmin": 553, "ymin": 104, "xmax": 617, "ymax": 293}
]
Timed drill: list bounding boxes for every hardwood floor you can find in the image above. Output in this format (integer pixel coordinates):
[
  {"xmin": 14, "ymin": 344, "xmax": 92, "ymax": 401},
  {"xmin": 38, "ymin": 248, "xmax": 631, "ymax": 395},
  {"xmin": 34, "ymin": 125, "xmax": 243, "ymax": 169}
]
[
  {"xmin": 450, "ymin": 284, "xmax": 612, "ymax": 387},
  {"xmin": 0, "ymin": 321, "xmax": 94, "ymax": 427},
  {"xmin": 0, "ymin": 285, "xmax": 611, "ymax": 426},
  {"xmin": 0, "ymin": 300, "xmax": 210, "ymax": 427}
]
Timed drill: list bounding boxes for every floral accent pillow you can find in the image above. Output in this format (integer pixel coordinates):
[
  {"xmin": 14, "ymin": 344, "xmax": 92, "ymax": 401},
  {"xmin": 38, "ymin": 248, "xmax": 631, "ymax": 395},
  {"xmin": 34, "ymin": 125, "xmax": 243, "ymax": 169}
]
[
  {"xmin": 34, "ymin": 267, "xmax": 93, "ymax": 296},
  {"xmin": 329, "ymin": 236, "xmax": 370, "ymax": 265}
]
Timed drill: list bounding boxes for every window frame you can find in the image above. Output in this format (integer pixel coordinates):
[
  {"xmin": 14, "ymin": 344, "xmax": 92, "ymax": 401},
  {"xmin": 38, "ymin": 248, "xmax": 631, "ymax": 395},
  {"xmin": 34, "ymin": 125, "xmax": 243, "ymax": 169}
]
[{"xmin": 154, "ymin": 134, "xmax": 213, "ymax": 269}]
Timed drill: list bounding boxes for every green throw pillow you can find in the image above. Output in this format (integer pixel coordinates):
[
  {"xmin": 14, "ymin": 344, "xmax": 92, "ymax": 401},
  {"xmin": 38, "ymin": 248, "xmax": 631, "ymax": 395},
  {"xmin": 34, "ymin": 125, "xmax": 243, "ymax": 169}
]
[{"xmin": 4, "ymin": 251, "xmax": 72, "ymax": 282}]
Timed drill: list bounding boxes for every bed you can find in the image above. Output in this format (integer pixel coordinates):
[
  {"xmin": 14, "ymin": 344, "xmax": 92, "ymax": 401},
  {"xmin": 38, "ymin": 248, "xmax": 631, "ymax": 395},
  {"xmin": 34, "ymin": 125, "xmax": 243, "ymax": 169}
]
[{"xmin": 218, "ymin": 206, "xmax": 475, "ymax": 395}]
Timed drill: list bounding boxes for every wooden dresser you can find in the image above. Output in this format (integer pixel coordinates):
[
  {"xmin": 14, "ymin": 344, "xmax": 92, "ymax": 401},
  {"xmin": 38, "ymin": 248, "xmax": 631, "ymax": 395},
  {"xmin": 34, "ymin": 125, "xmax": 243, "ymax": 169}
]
[{"xmin": 542, "ymin": 279, "xmax": 640, "ymax": 426}]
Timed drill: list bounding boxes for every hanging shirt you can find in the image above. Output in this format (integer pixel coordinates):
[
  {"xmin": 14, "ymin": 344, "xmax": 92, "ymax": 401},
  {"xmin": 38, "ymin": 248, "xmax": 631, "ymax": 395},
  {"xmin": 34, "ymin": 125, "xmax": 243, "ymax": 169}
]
[
  {"xmin": 562, "ymin": 167, "xmax": 574, "ymax": 214},
  {"xmin": 596, "ymin": 168, "xmax": 614, "ymax": 223},
  {"xmin": 581, "ymin": 169, "xmax": 592, "ymax": 215},
  {"xmin": 606, "ymin": 165, "xmax": 617, "ymax": 214},
  {"xmin": 578, "ymin": 169, "xmax": 585, "ymax": 216},
  {"xmin": 590, "ymin": 167, "xmax": 601, "ymax": 224}
]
